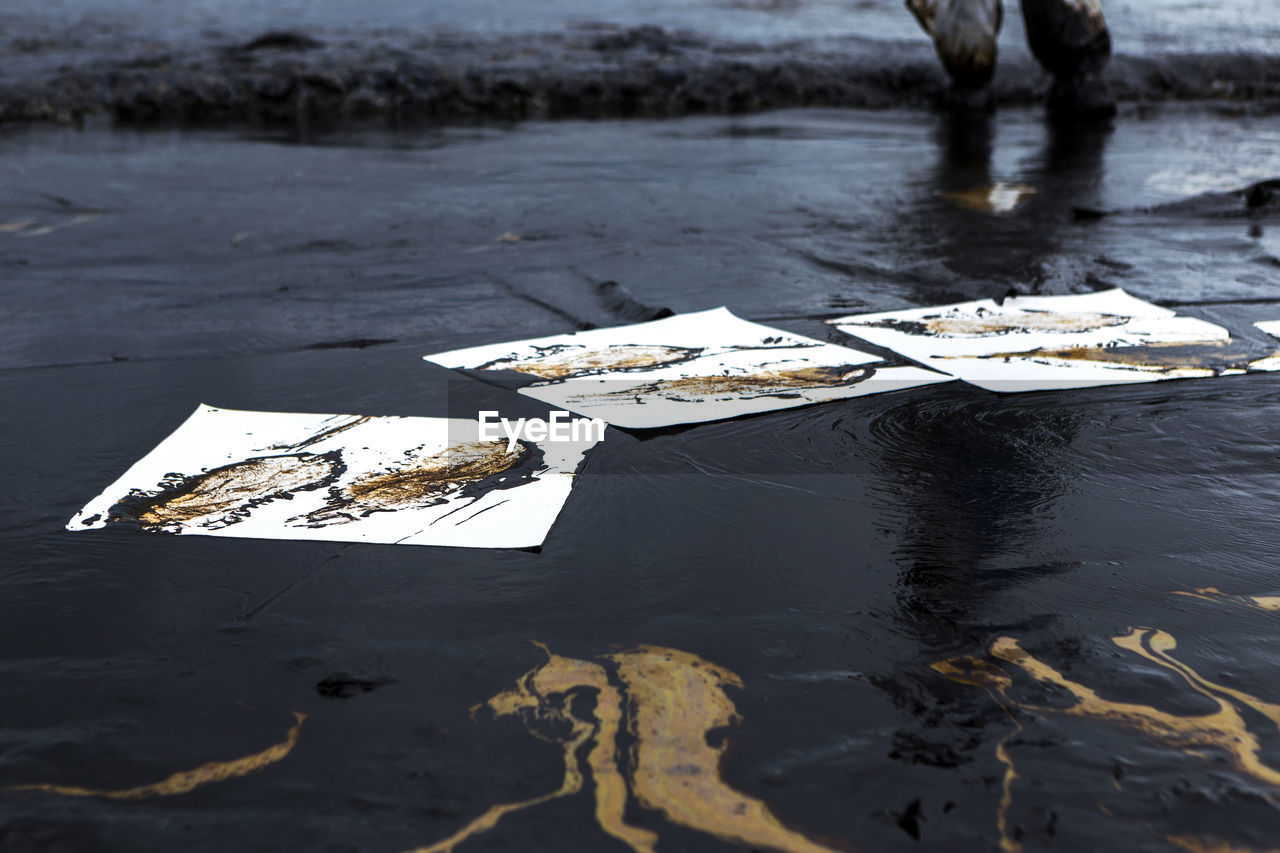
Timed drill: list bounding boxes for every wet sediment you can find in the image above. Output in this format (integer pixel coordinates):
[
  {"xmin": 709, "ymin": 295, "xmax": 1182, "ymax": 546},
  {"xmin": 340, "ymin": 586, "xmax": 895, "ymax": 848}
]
[
  {"xmin": 3, "ymin": 28, "xmax": 1280, "ymax": 125},
  {"xmin": 4, "ymin": 105, "xmax": 1280, "ymax": 850}
]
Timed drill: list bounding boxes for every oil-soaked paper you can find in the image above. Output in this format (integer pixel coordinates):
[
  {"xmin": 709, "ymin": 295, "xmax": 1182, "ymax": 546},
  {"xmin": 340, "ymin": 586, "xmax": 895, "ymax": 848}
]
[
  {"xmin": 828, "ymin": 289, "xmax": 1233, "ymax": 393},
  {"xmin": 1252, "ymin": 321, "xmax": 1280, "ymax": 371},
  {"xmin": 68, "ymin": 404, "xmax": 596, "ymax": 548},
  {"xmin": 1256, "ymin": 320, "xmax": 1280, "ymax": 340},
  {"xmin": 424, "ymin": 307, "xmax": 953, "ymax": 428}
]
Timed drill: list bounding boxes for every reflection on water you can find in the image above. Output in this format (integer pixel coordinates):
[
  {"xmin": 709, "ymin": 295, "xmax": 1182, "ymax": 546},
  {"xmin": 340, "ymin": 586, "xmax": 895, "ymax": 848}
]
[
  {"xmin": 941, "ymin": 183, "xmax": 1037, "ymax": 215},
  {"xmin": 869, "ymin": 393, "xmax": 1083, "ymax": 645},
  {"xmin": 908, "ymin": 107, "xmax": 1113, "ymax": 301},
  {"xmin": 873, "ymin": 104, "xmax": 1107, "ymax": 664}
]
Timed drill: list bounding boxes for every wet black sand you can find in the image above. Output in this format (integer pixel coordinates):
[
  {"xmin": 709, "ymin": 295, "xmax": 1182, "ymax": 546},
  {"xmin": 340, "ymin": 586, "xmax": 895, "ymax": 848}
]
[{"xmin": 3, "ymin": 102, "xmax": 1280, "ymax": 851}]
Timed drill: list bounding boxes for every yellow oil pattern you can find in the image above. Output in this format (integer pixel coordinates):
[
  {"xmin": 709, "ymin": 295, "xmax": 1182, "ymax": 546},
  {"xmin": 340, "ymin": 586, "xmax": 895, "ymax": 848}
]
[
  {"xmin": 1173, "ymin": 587, "xmax": 1280, "ymax": 612},
  {"xmin": 7, "ymin": 712, "xmax": 305, "ymax": 800},
  {"xmin": 407, "ymin": 642, "xmax": 656, "ymax": 853},
  {"xmin": 1166, "ymin": 834, "xmax": 1280, "ymax": 853},
  {"xmin": 410, "ymin": 643, "xmax": 841, "ymax": 853},
  {"xmin": 935, "ymin": 626, "xmax": 1280, "ymax": 851},
  {"xmin": 610, "ymin": 645, "xmax": 837, "ymax": 853}
]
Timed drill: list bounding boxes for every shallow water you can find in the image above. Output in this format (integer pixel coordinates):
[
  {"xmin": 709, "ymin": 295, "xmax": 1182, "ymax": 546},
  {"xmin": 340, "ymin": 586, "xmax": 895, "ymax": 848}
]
[
  {"xmin": 2, "ymin": 106, "xmax": 1280, "ymax": 851},
  {"xmin": 6, "ymin": 0, "xmax": 1279, "ymax": 53},
  {"xmin": 4, "ymin": 0, "xmax": 1278, "ymax": 124}
]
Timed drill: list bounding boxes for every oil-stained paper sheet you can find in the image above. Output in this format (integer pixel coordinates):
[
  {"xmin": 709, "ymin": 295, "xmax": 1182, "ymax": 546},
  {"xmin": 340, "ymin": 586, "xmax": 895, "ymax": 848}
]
[
  {"xmin": 828, "ymin": 289, "xmax": 1235, "ymax": 393},
  {"xmin": 68, "ymin": 404, "xmax": 596, "ymax": 548},
  {"xmin": 424, "ymin": 307, "xmax": 953, "ymax": 428},
  {"xmin": 1252, "ymin": 321, "xmax": 1280, "ymax": 371}
]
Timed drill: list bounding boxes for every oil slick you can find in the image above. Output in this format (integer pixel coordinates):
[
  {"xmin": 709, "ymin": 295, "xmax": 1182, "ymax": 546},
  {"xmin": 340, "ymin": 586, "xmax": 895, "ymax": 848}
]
[
  {"xmin": 408, "ymin": 644, "xmax": 651, "ymax": 853},
  {"xmin": 474, "ymin": 343, "xmax": 707, "ymax": 381},
  {"xmin": 410, "ymin": 643, "xmax": 840, "ymax": 853},
  {"xmin": 426, "ymin": 307, "xmax": 951, "ymax": 428},
  {"xmin": 1172, "ymin": 587, "xmax": 1280, "ymax": 612},
  {"xmin": 940, "ymin": 183, "xmax": 1036, "ymax": 215},
  {"xmin": 829, "ymin": 289, "xmax": 1237, "ymax": 393},
  {"xmin": 935, "ymin": 627, "xmax": 1280, "ymax": 851},
  {"xmin": 69, "ymin": 404, "xmax": 596, "ymax": 549},
  {"xmin": 1, "ymin": 210, "xmax": 101, "ymax": 238},
  {"xmin": 607, "ymin": 646, "xmax": 837, "ymax": 852},
  {"xmin": 1164, "ymin": 835, "xmax": 1280, "ymax": 853},
  {"xmin": 7, "ymin": 712, "xmax": 304, "ymax": 800}
]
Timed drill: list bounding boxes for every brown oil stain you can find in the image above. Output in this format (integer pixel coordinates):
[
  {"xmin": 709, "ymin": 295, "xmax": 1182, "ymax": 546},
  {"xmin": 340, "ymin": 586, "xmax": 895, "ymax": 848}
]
[
  {"xmin": 566, "ymin": 364, "xmax": 875, "ymax": 404},
  {"xmin": 940, "ymin": 183, "xmax": 1037, "ymax": 215},
  {"xmin": 864, "ymin": 310, "xmax": 1129, "ymax": 338},
  {"xmin": 7, "ymin": 712, "xmax": 305, "ymax": 800},
  {"xmin": 951, "ymin": 339, "xmax": 1267, "ymax": 376},
  {"xmin": 409, "ymin": 643, "xmax": 840, "ymax": 853},
  {"xmin": 105, "ymin": 451, "xmax": 345, "ymax": 532},
  {"xmin": 1172, "ymin": 587, "xmax": 1280, "ymax": 613},
  {"xmin": 934, "ymin": 628, "xmax": 1280, "ymax": 851},
  {"xmin": 476, "ymin": 343, "xmax": 707, "ymax": 380},
  {"xmin": 300, "ymin": 440, "xmax": 541, "ymax": 526}
]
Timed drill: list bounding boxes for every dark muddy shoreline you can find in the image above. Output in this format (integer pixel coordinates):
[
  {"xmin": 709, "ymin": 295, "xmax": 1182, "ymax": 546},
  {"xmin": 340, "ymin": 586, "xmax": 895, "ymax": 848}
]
[
  {"xmin": 4, "ymin": 27, "xmax": 1280, "ymax": 125},
  {"xmin": 3, "ymin": 82, "xmax": 1280, "ymax": 850}
]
